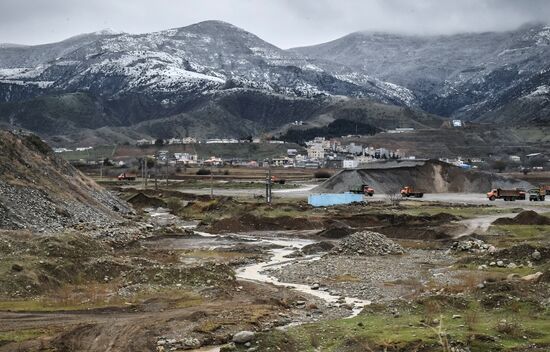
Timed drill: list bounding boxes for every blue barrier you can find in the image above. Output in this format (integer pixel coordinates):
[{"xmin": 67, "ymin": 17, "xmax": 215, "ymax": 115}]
[{"xmin": 308, "ymin": 193, "xmax": 364, "ymax": 207}]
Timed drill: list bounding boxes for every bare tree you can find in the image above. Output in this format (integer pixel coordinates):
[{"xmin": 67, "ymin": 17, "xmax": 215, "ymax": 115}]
[{"xmin": 386, "ymin": 187, "xmax": 402, "ymax": 207}]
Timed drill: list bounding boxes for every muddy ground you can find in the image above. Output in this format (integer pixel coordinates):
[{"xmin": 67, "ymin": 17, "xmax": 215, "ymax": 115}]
[{"xmin": 0, "ymin": 187, "xmax": 549, "ymax": 352}]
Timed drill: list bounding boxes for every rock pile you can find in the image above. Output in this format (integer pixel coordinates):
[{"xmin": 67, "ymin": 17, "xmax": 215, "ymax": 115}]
[
  {"xmin": 331, "ymin": 231, "xmax": 405, "ymax": 256},
  {"xmin": 451, "ymin": 239, "xmax": 495, "ymax": 253}
]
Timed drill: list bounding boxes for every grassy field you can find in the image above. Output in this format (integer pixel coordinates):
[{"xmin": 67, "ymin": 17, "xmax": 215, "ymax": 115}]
[
  {"xmin": 485, "ymin": 224, "xmax": 550, "ymax": 247},
  {"xmin": 244, "ymin": 298, "xmax": 550, "ymax": 351},
  {"xmin": 57, "ymin": 145, "xmax": 116, "ymax": 162},
  {"xmin": 113, "ymin": 143, "xmax": 305, "ymax": 160}
]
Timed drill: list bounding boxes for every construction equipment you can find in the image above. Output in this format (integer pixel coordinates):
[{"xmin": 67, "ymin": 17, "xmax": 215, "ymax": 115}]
[
  {"xmin": 487, "ymin": 188, "xmax": 526, "ymax": 201},
  {"xmin": 529, "ymin": 188, "xmax": 546, "ymax": 201},
  {"xmin": 541, "ymin": 185, "xmax": 550, "ymax": 195},
  {"xmin": 400, "ymin": 186, "xmax": 424, "ymax": 198},
  {"xmin": 271, "ymin": 176, "xmax": 286, "ymax": 184},
  {"xmin": 350, "ymin": 184, "xmax": 375, "ymax": 196},
  {"xmin": 117, "ymin": 172, "xmax": 136, "ymax": 181}
]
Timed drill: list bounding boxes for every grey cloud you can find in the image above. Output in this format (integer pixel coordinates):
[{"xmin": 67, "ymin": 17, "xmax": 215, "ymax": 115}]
[{"xmin": 0, "ymin": 0, "xmax": 549, "ymax": 48}]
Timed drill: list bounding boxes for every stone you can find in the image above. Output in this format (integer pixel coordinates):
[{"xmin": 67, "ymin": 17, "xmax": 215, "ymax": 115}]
[
  {"xmin": 311, "ymin": 283, "xmax": 320, "ymax": 290},
  {"xmin": 452, "ymin": 314, "xmax": 462, "ymax": 319},
  {"xmin": 220, "ymin": 342, "xmax": 237, "ymax": 352},
  {"xmin": 532, "ymin": 250, "xmax": 542, "ymax": 261},
  {"xmin": 232, "ymin": 331, "xmax": 255, "ymax": 344},
  {"xmin": 521, "ymin": 272, "xmax": 543, "ymax": 283},
  {"xmin": 507, "ymin": 273, "xmax": 521, "ymax": 281},
  {"xmin": 496, "ymin": 260, "xmax": 505, "ymax": 267},
  {"xmin": 507, "ymin": 262, "xmax": 517, "ymax": 269},
  {"xmin": 11, "ymin": 263, "xmax": 24, "ymax": 272}
]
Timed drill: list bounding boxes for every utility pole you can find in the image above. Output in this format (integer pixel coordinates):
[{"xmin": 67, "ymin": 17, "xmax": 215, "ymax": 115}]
[
  {"xmin": 165, "ymin": 161, "xmax": 169, "ymax": 186},
  {"xmin": 266, "ymin": 159, "xmax": 272, "ymax": 205},
  {"xmin": 210, "ymin": 165, "xmax": 214, "ymax": 199},
  {"xmin": 141, "ymin": 158, "xmax": 144, "ymax": 189},
  {"xmin": 144, "ymin": 157, "xmax": 148, "ymax": 189}
]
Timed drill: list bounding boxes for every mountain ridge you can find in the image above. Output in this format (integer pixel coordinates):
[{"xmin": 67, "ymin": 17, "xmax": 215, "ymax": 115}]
[{"xmin": 0, "ymin": 20, "xmax": 548, "ymax": 144}]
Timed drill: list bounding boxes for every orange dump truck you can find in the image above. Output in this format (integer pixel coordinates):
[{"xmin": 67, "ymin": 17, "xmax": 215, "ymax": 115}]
[
  {"xmin": 487, "ymin": 188, "xmax": 525, "ymax": 201},
  {"xmin": 270, "ymin": 176, "xmax": 286, "ymax": 184},
  {"xmin": 117, "ymin": 172, "xmax": 136, "ymax": 181},
  {"xmin": 350, "ymin": 184, "xmax": 375, "ymax": 196},
  {"xmin": 400, "ymin": 186, "xmax": 424, "ymax": 198}
]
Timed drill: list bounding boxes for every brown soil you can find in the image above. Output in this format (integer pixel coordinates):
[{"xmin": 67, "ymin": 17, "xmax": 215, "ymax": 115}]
[
  {"xmin": 206, "ymin": 213, "xmax": 324, "ymax": 233},
  {"xmin": 126, "ymin": 193, "xmax": 167, "ymax": 208},
  {"xmin": 492, "ymin": 211, "xmax": 550, "ymax": 225},
  {"xmin": 0, "ymin": 281, "xmax": 322, "ymax": 352}
]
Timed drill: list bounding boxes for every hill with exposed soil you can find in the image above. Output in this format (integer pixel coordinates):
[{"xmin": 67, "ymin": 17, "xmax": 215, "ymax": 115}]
[
  {"xmin": 0, "ymin": 131, "xmax": 130, "ymax": 232},
  {"xmin": 314, "ymin": 160, "xmax": 532, "ymax": 194}
]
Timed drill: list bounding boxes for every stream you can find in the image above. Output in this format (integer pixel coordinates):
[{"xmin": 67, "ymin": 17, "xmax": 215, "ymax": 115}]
[
  {"xmin": 234, "ymin": 235, "xmax": 371, "ymax": 318},
  {"xmin": 145, "ymin": 208, "xmax": 371, "ymax": 351}
]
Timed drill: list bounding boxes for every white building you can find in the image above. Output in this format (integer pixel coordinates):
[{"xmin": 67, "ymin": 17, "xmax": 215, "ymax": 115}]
[
  {"xmin": 181, "ymin": 137, "xmax": 197, "ymax": 144},
  {"xmin": 343, "ymin": 159, "xmax": 359, "ymax": 169},
  {"xmin": 174, "ymin": 153, "xmax": 198, "ymax": 164},
  {"xmin": 452, "ymin": 120, "xmax": 463, "ymax": 127},
  {"xmin": 307, "ymin": 145, "xmax": 325, "ymax": 160},
  {"xmin": 136, "ymin": 139, "xmax": 153, "ymax": 146},
  {"xmin": 167, "ymin": 138, "xmax": 182, "ymax": 145}
]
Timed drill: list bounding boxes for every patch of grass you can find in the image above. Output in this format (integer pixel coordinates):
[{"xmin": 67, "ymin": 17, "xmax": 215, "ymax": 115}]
[
  {"xmin": 58, "ymin": 145, "xmax": 116, "ymax": 162},
  {"xmin": 249, "ymin": 298, "xmax": 550, "ymax": 351},
  {"xmin": 401, "ymin": 205, "xmax": 522, "ymax": 218},
  {"xmin": 486, "ymin": 225, "xmax": 550, "ymax": 247},
  {"xmin": 0, "ymin": 328, "xmax": 50, "ymax": 344},
  {"xmin": 0, "ymin": 286, "xmax": 202, "ymax": 312}
]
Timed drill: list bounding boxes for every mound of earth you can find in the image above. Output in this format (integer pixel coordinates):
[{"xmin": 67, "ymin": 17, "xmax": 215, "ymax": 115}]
[
  {"xmin": 492, "ymin": 211, "xmax": 550, "ymax": 225},
  {"xmin": 0, "ymin": 131, "xmax": 130, "ymax": 232},
  {"xmin": 494, "ymin": 244, "xmax": 548, "ymax": 263},
  {"xmin": 316, "ymin": 221, "xmax": 356, "ymax": 239},
  {"xmin": 330, "ymin": 230, "xmax": 405, "ymax": 256},
  {"xmin": 205, "ymin": 213, "xmax": 323, "ymax": 233},
  {"xmin": 314, "ymin": 159, "xmax": 532, "ymax": 194},
  {"xmin": 301, "ymin": 241, "xmax": 335, "ymax": 255},
  {"xmin": 127, "ymin": 192, "xmax": 167, "ymax": 209}
]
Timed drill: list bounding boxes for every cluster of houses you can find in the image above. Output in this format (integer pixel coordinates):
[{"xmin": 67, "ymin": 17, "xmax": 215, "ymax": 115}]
[
  {"xmin": 135, "ymin": 137, "xmax": 286, "ymax": 146},
  {"xmin": 53, "ymin": 146, "xmax": 93, "ymax": 153},
  {"xmin": 303, "ymin": 137, "xmax": 406, "ymax": 169}
]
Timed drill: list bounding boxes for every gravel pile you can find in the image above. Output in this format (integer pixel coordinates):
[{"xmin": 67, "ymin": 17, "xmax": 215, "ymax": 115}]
[{"xmin": 331, "ymin": 230, "xmax": 405, "ymax": 256}]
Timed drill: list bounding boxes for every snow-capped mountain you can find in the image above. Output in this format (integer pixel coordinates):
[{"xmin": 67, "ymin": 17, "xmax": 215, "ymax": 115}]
[
  {"xmin": 1, "ymin": 20, "xmax": 548, "ymax": 143},
  {"xmin": 0, "ymin": 21, "xmax": 425, "ymax": 140},
  {"xmin": 293, "ymin": 23, "xmax": 550, "ymax": 125},
  {"xmin": 0, "ymin": 21, "xmax": 413, "ymax": 103}
]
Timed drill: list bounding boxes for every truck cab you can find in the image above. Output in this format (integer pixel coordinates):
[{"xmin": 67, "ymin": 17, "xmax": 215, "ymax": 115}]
[{"xmin": 529, "ymin": 188, "xmax": 546, "ymax": 202}]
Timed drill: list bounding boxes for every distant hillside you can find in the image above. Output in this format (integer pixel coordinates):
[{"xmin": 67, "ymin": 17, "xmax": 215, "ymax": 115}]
[
  {"xmin": 292, "ymin": 24, "xmax": 550, "ymax": 125},
  {"xmin": 0, "ymin": 21, "xmax": 420, "ymax": 143},
  {"xmin": 1, "ymin": 21, "xmax": 549, "ymax": 143},
  {"xmin": 0, "ymin": 131, "xmax": 129, "ymax": 232}
]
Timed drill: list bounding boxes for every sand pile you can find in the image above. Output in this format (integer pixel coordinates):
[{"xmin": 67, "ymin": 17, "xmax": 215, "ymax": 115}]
[{"xmin": 314, "ymin": 159, "xmax": 532, "ymax": 194}]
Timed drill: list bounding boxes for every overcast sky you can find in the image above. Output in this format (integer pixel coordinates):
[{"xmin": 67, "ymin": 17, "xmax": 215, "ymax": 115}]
[{"xmin": 1, "ymin": 0, "xmax": 549, "ymax": 48}]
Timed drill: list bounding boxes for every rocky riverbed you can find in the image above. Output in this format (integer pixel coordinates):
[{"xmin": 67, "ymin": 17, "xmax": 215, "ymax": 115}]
[{"xmin": 265, "ymin": 249, "xmax": 457, "ymax": 302}]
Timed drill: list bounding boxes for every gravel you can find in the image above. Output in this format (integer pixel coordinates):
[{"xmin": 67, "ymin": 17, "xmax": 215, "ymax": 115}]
[
  {"xmin": 330, "ymin": 230, "xmax": 405, "ymax": 256},
  {"xmin": 266, "ymin": 249, "xmax": 455, "ymax": 302}
]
